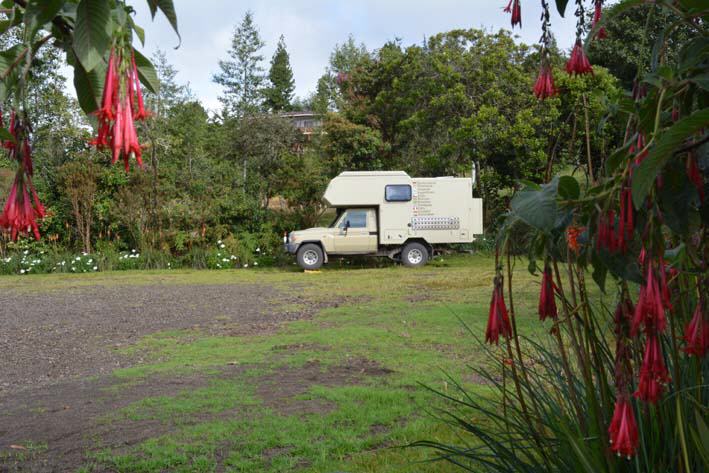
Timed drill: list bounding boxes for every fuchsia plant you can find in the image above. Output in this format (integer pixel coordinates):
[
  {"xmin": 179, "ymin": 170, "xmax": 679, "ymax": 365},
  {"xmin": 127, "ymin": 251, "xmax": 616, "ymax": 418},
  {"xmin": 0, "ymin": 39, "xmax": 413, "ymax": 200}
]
[{"xmin": 430, "ymin": 1, "xmax": 707, "ymax": 471}]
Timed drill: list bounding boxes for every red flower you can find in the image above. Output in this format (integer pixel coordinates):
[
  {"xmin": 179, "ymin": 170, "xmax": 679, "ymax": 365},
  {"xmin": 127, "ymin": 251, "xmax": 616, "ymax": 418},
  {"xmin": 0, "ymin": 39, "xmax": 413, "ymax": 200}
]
[
  {"xmin": 592, "ymin": 0, "xmax": 607, "ymax": 39},
  {"xmin": 0, "ymin": 173, "xmax": 45, "ymax": 241},
  {"xmin": 131, "ymin": 53, "xmax": 149, "ymax": 120},
  {"xmin": 683, "ymin": 302, "xmax": 708, "ymax": 357},
  {"xmin": 486, "ymin": 277, "xmax": 512, "ymax": 345},
  {"xmin": 566, "ymin": 39, "xmax": 593, "ymax": 76},
  {"xmin": 631, "ymin": 263, "xmax": 667, "ymax": 336},
  {"xmin": 538, "ymin": 264, "xmax": 557, "ymax": 321},
  {"xmin": 533, "ymin": 64, "xmax": 557, "ymax": 99},
  {"xmin": 91, "ymin": 48, "xmax": 148, "ymax": 171},
  {"xmin": 618, "ymin": 183, "xmax": 634, "ymax": 250},
  {"xmin": 566, "ymin": 226, "xmax": 582, "ymax": 254},
  {"xmin": 634, "ymin": 334, "xmax": 670, "ymax": 403},
  {"xmin": 596, "ymin": 210, "xmax": 622, "ymax": 253},
  {"xmin": 503, "ymin": 0, "xmax": 522, "ymax": 29},
  {"xmin": 608, "ymin": 397, "xmax": 638, "ymax": 458}
]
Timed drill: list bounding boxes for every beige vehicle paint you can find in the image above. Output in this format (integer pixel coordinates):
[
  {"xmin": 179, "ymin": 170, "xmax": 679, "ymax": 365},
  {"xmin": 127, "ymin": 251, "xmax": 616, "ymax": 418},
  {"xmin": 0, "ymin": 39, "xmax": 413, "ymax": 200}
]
[{"xmin": 285, "ymin": 171, "xmax": 483, "ymax": 268}]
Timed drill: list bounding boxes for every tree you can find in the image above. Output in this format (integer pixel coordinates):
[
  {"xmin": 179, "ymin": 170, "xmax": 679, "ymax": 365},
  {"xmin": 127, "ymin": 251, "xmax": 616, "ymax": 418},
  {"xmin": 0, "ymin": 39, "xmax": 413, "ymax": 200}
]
[
  {"xmin": 313, "ymin": 35, "xmax": 371, "ymax": 112},
  {"xmin": 588, "ymin": 3, "xmax": 692, "ymax": 90},
  {"xmin": 58, "ymin": 157, "xmax": 100, "ymax": 253},
  {"xmin": 321, "ymin": 29, "xmax": 620, "ymax": 228},
  {"xmin": 212, "ymin": 11, "xmax": 266, "ymax": 117},
  {"xmin": 263, "ymin": 35, "xmax": 295, "ymax": 111}
]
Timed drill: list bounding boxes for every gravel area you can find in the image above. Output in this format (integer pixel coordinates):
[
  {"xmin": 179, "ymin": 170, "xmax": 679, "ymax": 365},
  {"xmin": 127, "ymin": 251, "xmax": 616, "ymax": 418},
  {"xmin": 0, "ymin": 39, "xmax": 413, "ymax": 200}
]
[
  {"xmin": 0, "ymin": 283, "xmax": 319, "ymax": 396},
  {"xmin": 0, "ymin": 281, "xmax": 341, "ymax": 472}
]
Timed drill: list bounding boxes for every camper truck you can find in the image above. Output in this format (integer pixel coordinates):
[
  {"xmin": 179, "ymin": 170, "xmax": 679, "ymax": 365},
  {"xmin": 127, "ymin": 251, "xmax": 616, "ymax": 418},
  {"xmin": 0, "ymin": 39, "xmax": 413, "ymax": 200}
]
[{"xmin": 284, "ymin": 171, "xmax": 483, "ymax": 269}]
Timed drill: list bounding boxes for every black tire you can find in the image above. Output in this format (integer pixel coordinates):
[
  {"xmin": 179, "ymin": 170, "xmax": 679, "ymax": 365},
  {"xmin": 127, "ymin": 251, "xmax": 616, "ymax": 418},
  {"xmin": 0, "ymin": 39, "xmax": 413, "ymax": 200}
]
[
  {"xmin": 297, "ymin": 243, "xmax": 324, "ymax": 270},
  {"xmin": 401, "ymin": 242, "xmax": 429, "ymax": 267}
]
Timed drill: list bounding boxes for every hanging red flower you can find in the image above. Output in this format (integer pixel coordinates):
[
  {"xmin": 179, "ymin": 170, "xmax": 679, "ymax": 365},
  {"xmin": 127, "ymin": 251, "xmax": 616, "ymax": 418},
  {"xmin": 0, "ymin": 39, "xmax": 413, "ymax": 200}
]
[
  {"xmin": 538, "ymin": 264, "xmax": 557, "ymax": 321},
  {"xmin": 618, "ymin": 183, "xmax": 634, "ymax": 251},
  {"xmin": 486, "ymin": 276, "xmax": 512, "ymax": 345},
  {"xmin": 566, "ymin": 225, "xmax": 582, "ymax": 254},
  {"xmin": 634, "ymin": 334, "xmax": 670, "ymax": 403},
  {"xmin": 687, "ymin": 153, "xmax": 705, "ymax": 203},
  {"xmin": 533, "ymin": 64, "xmax": 557, "ymax": 99},
  {"xmin": 683, "ymin": 301, "xmax": 708, "ymax": 357},
  {"xmin": 503, "ymin": 0, "xmax": 522, "ymax": 28},
  {"xmin": 0, "ymin": 112, "xmax": 45, "ymax": 241},
  {"xmin": 631, "ymin": 263, "xmax": 667, "ymax": 336},
  {"xmin": 596, "ymin": 210, "xmax": 622, "ymax": 253},
  {"xmin": 592, "ymin": 0, "xmax": 607, "ymax": 39},
  {"xmin": 0, "ymin": 173, "xmax": 45, "ymax": 241},
  {"xmin": 566, "ymin": 39, "xmax": 593, "ymax": 76},
  {"xmin": 91, "ymin": 48, "xmax": 149, "ymax": 171},
  {"xmin": 608, "ymin": 397, "xmax": 639, "ymax": 458}
]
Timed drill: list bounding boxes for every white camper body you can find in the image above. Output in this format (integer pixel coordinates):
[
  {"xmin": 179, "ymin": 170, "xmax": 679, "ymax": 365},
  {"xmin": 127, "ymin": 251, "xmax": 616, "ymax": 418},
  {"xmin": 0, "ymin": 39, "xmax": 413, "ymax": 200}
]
[
  {"xmin": 285, "ymin": 171, "xmax": 483, "ymax": 269},
  {"xmin": 323, "ymin": 171, "xmax": 483, "ymax": 245}
]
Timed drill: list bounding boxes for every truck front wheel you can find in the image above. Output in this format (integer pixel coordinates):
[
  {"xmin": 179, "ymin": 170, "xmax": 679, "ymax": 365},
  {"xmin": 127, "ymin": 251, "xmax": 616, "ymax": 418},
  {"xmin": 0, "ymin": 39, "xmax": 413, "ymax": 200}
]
[
  {"xmin": 297, "ymin": 243, "xmax": 324, "ymax": 270},
  {"xmin": 401, "ymin": 242, "xmax": 429, "ymax": 267}
]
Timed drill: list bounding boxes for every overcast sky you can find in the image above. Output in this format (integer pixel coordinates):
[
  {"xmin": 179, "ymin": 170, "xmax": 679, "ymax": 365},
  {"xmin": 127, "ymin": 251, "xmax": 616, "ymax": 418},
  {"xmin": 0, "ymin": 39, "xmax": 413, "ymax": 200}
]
[{"xmin": 129, "ymin": 0, "xmax": 580, "ymax": 112}]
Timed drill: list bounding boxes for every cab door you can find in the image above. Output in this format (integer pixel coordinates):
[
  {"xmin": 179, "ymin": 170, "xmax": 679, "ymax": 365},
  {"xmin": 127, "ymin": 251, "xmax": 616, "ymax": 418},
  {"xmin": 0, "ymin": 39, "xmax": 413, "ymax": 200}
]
[{"xmin": 334, "ymin": 209, "xmax": 378, "ymax": 253}]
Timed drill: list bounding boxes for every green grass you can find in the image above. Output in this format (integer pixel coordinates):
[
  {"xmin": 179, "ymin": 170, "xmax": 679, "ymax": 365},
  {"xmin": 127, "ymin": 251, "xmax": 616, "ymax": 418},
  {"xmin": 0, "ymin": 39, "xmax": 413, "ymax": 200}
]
[{"xmin": 1, "ymin": 254, "xmax": 551, "ymax": 472}]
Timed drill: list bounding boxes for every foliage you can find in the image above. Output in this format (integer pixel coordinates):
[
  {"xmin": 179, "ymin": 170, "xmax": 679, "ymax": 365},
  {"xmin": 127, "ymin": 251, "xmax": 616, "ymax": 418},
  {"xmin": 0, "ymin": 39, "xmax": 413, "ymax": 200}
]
[{"xmin": 419, "ymin": 1, "xmax": 708, "ymax": 472}]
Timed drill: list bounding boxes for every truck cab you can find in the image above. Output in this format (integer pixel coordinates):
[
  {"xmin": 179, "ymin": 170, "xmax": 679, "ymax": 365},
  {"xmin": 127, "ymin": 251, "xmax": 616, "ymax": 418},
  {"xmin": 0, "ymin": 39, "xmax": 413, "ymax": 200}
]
[{"xmin": 285, "ymin": 171, "xmax": 483, "ymax": 270}]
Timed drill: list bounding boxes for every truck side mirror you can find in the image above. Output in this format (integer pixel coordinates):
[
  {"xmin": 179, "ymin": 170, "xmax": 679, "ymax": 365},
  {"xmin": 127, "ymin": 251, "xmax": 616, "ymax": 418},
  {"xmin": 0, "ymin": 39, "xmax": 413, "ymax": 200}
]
[{"xmin": 344, "ymin": 220, "xmax": 351, "ymax": 234}]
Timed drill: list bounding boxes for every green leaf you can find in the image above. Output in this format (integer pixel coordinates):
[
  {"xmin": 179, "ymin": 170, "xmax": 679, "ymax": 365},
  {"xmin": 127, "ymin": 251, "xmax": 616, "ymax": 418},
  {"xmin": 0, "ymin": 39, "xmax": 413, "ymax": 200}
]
[
  {"xmin": 72, "ymin": 57, "xmax": 104, "ymax": 114},
  {"xmin": 606, "ymin": 139, "xmax": 633, "ymax": 174},
  {"xmin": 510, "ymin": 177, "xmax": 559, "ymax": 233},
  {"xmin": 558, "ymin": 175, "xmax": 580, "ymax": 200},
  {"xmin": 146, "ymin": 0, "xmax": 181, "ymax": 46},
  {"xmin": 24, "ymin": 0, "xmax": 63, "ymax": 36},
  {"xmin": 0, "ymin": 127, "xmax": 14, "ymax": 143},
  {"xmin": 73, "ymin": 0, "xmax": 111, "ymax": 72},
  {"xmin": 591, "ymin": 253, "xmax": 607, "ymax": 293},
  {"xmin": 631, "ymin": 108, "xmax": 709, "ymax": 208},
  {"xmin": 0, "ymin": 44, "xmax": 24, "ymax": 78},
  {"xmin": 131, "ymin": 19, "xmax": 146, "ymax": 46},
  {"xmin": 554, "ymin": 0, "xmax": 569, "ymax": 17},
  {"xmin": 690, "ymin": 73, "xmax": 709, "ymax": 91},
  {"xmin": 132, "ymin": 49, "xmax": 159, "ymax": 94}
]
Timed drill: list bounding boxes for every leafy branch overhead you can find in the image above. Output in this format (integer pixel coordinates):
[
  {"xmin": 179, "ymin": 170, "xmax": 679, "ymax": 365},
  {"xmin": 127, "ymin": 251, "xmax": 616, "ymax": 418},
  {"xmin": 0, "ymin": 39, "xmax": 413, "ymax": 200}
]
[{"xmin": 0, "ymin": 0, "xmax": 179, "ymax": 115}]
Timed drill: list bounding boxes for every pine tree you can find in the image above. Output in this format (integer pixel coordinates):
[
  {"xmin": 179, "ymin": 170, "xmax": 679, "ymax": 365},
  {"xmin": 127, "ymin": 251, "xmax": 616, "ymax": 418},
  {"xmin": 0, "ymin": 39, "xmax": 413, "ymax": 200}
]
[
  {"xmin": 212, "ymin": 11, "xmax": 265, "ymax": 117},
  {"xmin": 263, "ymin": 35, "xmax": 295, "ymax": 111}
]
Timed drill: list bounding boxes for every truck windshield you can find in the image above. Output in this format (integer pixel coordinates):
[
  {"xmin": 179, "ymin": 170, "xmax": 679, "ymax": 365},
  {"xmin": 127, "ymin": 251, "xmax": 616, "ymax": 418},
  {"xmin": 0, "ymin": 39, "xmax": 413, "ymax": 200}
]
[{"xmin": 329, "ymin": 209, "xmax": 344, "ymax": 228}]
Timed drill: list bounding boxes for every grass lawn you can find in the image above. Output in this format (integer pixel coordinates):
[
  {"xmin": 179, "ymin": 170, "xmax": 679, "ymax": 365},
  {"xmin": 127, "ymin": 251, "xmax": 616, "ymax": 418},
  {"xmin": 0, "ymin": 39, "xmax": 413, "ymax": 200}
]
[{"xmin": 3, "ymin": 253, "xmax": 549, "ymax": 472}]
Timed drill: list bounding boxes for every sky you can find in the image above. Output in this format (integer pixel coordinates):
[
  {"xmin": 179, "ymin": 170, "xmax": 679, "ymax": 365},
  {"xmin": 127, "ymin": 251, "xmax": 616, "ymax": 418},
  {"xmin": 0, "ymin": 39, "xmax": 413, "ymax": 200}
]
[{"xmin": 128, "ymin": 0, "xmax": 580, "ymax": 112}]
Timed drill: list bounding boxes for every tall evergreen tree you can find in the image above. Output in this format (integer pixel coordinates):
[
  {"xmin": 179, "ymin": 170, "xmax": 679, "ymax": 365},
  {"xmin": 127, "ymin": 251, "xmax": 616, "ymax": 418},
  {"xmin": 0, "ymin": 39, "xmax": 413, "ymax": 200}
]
[
  {"xmin": 212, "ymin": 11, "xmax": 265, "ymax": 117},
  {"xmin": 264, "ymin": 35, "xmax": 295, "ymax": 112}
]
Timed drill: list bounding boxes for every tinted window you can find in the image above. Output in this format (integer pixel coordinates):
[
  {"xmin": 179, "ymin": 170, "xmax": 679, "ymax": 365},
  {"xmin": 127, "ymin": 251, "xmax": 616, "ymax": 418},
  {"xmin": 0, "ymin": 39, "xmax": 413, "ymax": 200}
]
[
  {"xmin": 341, "ymin": 210, "xmax": 367, "ymax": 228},
  {"xmin": 385, "ymin": 185, "xmax": 412, "ymax": 202}
]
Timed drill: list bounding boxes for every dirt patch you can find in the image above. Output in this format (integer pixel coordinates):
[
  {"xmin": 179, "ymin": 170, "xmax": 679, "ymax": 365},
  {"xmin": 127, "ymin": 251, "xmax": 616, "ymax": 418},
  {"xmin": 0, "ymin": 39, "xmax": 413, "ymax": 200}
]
[
  {"xmin": 256, "ymin": 358, "xmax": 394, "ymax": 416},
  {"xmin": 0, "ymin": 281, "xmax": 344, "ymax": 472},
  {"xmin": 0, "ymin": 284, "xmax": 336, "ymax": 397},
  {"xmin": 0, "ymin": 365, "xmax": 250, "ymax": 473}
]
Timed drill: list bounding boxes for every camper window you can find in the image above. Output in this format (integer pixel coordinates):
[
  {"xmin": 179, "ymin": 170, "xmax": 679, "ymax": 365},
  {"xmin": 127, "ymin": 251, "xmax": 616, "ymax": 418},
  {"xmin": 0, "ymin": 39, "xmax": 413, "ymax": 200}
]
[{"xmin": 385, "ymin": 185, "xmax": 412, "ymax": 202}]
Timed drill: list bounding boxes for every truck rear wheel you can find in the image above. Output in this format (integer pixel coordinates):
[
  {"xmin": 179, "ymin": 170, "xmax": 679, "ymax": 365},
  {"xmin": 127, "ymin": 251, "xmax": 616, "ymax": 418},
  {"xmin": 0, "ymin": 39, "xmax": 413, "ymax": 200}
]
[
  {"xmin": 297, "ymin": 243, "xmax": 324, "ymax": 270},
  {"xmin": 402, "ymin": 242, "xmax": 429, "ymax": 267}
]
